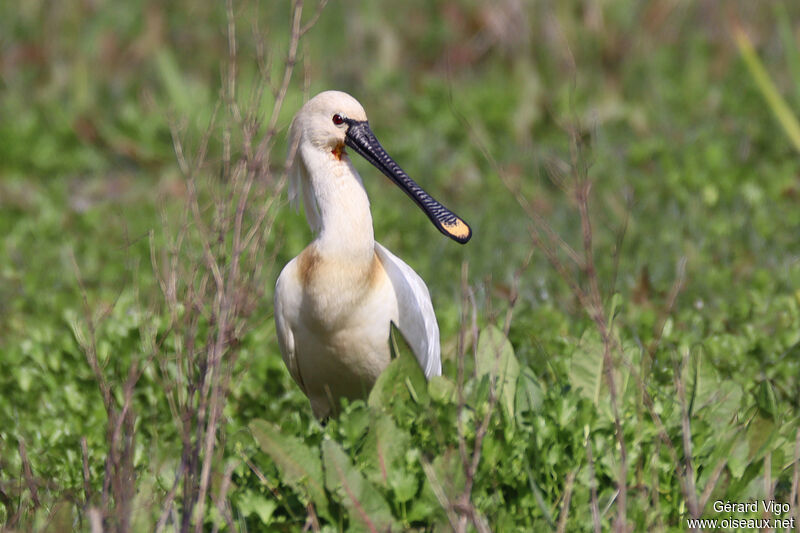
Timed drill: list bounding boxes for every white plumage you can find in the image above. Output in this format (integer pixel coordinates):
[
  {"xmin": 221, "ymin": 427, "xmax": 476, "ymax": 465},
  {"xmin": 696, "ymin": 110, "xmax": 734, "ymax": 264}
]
[{"xmin": 274, "ymin": 91, "xmax": 469, "ymax": 419}]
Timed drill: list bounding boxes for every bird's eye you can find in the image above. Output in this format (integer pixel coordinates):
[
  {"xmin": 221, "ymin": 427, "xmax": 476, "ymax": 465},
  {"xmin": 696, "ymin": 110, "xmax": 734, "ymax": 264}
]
[{"xmin": 332, "ymin": 114, "xmax": 344, "ymax": 125}]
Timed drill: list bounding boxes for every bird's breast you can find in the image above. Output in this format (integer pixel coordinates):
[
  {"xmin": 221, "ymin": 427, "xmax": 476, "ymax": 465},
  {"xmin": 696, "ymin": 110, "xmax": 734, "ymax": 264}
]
[
  {"xmin": 297, "ymin": 246, "xmax": 393, "ymax": 332},
  {"xmin": 284, "ymin": 247, "xmax": 400, "ymax": 414}
]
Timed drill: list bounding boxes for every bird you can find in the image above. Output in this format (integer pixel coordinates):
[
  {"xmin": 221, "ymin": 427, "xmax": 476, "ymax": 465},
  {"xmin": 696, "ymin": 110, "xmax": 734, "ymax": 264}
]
[{"xmin": 274, "ymin": 91, "xmax": 471, "ymax": 419}]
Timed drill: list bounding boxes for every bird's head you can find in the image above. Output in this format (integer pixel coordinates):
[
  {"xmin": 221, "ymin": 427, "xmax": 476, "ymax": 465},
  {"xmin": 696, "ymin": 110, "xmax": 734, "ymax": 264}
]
[
  {"xmin": 288, "ymin": 91, "xmax": 472, "ymax": 244},
  {"xmin": 289, "ymin": 90, "xmax": 368, "ymax": 157}
]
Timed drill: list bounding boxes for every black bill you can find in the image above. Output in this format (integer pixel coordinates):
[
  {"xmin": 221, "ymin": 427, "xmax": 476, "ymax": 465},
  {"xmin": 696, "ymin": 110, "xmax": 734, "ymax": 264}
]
[{"xmin": 344, "ymin": 120, "xmax": 472, "ymax": 244}]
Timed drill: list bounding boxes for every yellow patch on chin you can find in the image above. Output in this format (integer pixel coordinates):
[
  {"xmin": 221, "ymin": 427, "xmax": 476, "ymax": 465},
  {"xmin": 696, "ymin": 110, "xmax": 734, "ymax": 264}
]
[
  {"xmin": 331, "ymin": 143, "xmax": 346, "ymax": 161},
  {"xmin": 442, "ymin": 218, "xmax": 470, "ymax": 240}
]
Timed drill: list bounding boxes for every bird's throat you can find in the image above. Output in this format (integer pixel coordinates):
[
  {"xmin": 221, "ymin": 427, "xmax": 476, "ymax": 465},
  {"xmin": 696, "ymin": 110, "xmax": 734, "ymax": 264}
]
[{"xmin": 307, "ymin": 155, "xmax": 375, "ymax": 264}]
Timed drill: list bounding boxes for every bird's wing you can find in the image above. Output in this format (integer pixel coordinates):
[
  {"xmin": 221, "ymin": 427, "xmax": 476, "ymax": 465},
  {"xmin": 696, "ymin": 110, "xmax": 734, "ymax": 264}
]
[
  {"xmin": 375, "ymin": 243, "xmax": 441, "ymax": 377},
  {"xmin": 274, "ymin": 260, "xmax": 307, "ymax": 393}
]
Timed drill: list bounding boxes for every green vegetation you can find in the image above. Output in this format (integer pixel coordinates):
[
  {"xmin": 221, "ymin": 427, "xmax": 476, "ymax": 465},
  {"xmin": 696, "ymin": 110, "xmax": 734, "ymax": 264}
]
[{"xmin": 2, "ymin": 0, "xmax": 799, "ymax": 531}]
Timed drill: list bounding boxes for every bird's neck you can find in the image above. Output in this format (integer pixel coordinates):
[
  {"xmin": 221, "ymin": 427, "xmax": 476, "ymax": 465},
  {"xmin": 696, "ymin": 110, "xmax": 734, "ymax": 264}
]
[{"xmin": 301, "ymin": 145, "xmax": 375, "ymax": 264}]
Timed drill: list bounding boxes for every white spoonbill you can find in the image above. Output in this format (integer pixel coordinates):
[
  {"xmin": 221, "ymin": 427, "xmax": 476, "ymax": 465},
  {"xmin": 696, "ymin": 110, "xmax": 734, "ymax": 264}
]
[{"xmin": 274, "ymin": 91, "xmax": 471, "ymax": 419}]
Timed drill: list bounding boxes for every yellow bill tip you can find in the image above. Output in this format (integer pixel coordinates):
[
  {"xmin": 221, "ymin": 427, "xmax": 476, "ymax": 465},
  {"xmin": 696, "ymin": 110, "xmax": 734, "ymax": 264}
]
[{"xmin": 441, "ymin": 217, "xmax": 472, "ymax": 243}]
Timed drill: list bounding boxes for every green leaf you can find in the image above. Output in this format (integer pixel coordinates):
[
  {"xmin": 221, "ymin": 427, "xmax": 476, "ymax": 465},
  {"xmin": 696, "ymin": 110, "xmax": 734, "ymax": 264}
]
[
  {"xmin": 361, "ymin": 412, "xmax": 409, "ymax": 487},
  {"xmin": 249, "ymin": 419, "xmax": 330, "ymax": 520},
  {"xmin": 390, "ymin": 470, "xmax": 419, "ymax": 504},
  {"xmin": 369, "ymin": 324, "xmax": 429, "ymax": 411},
  {"xmin": 422, "ymin": 449, "xmax": 466, "ymax": 510},
  {"xmin": 429, "ymin": 375, "xmax": 457, "ymax": 404},
  {"xmin": 745, "ymin": 415, "xmax": 779, "ymax": 465},
  {"xmin": 704, "ymin": 382, "xmax": 743, "ymax": 431},
  {"xmin": 475, "ymin": 325, "xmax": 519, "ymax": 418},
  {"xmin": 406, "ymin": 477, "xmax": 444, "ymax": 525},
  {"xmin": 322, "ymin": 438, "xmax": 397, "ymax": 532},
  {"xmin": 688, "ymin": 348, "xmax": 720, "ymax": 414},
  {"xmin": 338, "ymin": 402, "xmax": 371, "ymax": 445},
  {"xmin": 697, "ymin": 425, "xmax": 738, "ymax": 491},
  {"xmin": 755, "ymin": 380, "xmax": 778, "ymax": 419},
  {"xmin": 236, "ymin": 491, "xmax": 278, "ymax": 525},
  {"xmin": 734, "ymin": 24, "xmax": 800, "ymax": 154},
  {"xmin": 607, "ymin": 292, "xmax": 623, "ymax": 327},
  {"xmin": 515, "ymin": 366, "xmax": 544, "ymax": 416},
  {"xmin": 361, "ymin": 412, "xmax": 419, "ymax": 503},
  {"xmin": 569, "ymin": 329, "xmax": 604, "ymax": 406}
]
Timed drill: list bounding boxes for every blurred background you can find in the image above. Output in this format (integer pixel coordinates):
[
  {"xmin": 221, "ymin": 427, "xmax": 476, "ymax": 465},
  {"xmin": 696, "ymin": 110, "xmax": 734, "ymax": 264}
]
[
  {"xmin": 1, "ymin": 0, "xmax": 799, "ymax": 529},
  {"xmin": 2, "ymin": 0, "xmax": 798, "ymax": 323}
]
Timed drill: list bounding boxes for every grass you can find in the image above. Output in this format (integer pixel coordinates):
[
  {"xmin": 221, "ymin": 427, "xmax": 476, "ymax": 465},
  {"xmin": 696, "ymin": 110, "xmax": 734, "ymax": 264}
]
[{"xmin": 1, "ymin": 0, "xmax": 800, "ymax": 531}]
